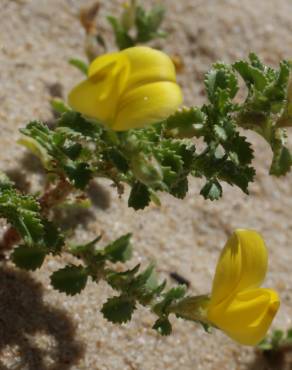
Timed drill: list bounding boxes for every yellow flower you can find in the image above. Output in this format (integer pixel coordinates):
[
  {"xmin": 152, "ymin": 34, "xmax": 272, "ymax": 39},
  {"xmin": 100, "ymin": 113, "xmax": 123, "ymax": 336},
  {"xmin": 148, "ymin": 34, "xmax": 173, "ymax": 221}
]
[
  {"xmin": 207, "ymin": 229, "xmax": 280, "ymax": 346},
  {"xmin": 68, "ymin": 46, "xmax": 183, "ymax": 131}
]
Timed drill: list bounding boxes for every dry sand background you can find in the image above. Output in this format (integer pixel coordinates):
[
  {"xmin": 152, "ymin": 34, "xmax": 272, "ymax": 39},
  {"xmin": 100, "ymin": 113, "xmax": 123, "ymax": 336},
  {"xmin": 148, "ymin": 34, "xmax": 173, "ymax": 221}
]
[{"xmin": 1, "ymin": 0, "xmax": 292, "ymax": 369}]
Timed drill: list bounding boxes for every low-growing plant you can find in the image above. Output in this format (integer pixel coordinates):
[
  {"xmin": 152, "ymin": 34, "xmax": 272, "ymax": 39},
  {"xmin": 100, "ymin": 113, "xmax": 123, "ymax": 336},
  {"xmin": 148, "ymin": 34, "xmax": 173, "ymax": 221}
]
[{"xmin": 1, "ymin": 1, "xmax": 292, "ymax": 350}]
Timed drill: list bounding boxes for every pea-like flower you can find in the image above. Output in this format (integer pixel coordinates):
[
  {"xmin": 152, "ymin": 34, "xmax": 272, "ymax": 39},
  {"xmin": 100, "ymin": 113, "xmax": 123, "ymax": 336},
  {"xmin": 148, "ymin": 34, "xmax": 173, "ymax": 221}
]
[
  {"xmin": 171, "ymin": 229, "xmax": 279, "ymax": 346},
  {"xmin": 68, "ymin": 46, "xmax": 183, "ymax": 131},
  {"xmin": 207, "ymin": 229, "xmax": 280, "ymax": 345}
]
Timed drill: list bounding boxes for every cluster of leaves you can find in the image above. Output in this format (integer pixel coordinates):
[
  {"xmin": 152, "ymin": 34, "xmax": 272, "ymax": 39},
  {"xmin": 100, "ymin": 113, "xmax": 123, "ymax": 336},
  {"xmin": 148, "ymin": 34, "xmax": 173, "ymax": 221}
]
[
  {"xmin": 49, "ymin": 233, "xmax": 188, "ymax": 335},
  {"xmin": 0, "ymin": 170, "xmax": 191, "ymax": 334},
  {"xmin": 0, "ymin": 180, "xmax": 191, "ymax": 336},
  {"xmin": 164, "ymin": 54, "xmax": 292, "ymax": 201},
  {"xmin": 0, "ymin": 171, "xmax": 64, "ymax": 270},
  {"xmin": 107, "ymin": 1, "xmax": 167, "ymax": 50},
  {"xmin": 20, "ymin": 54, "xmax": 292, "ymax": 211},
  {"xmin": 234, "ymin": 54, "xmax": 292, "ymax": 175}
]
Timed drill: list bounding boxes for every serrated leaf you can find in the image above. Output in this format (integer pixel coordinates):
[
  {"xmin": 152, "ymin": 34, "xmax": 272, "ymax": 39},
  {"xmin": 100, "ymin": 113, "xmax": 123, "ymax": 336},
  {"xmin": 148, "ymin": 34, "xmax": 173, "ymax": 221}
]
[
  {"xmin": 105, "ymin": 148, "xmax": 129, "ymax": 173},
  {"xmin": 214, "ymin": 125, "xmax": 228, "ymax": 141},
  {"xmin": 50, "ymin": 265, "xmax": 88, "ymax": 295},
  {"xmin": 12, "ymin": 245, "xmax": 46, "ymax": 271},
  {"xmin": 106, "ymin": 264, "xmax": 140, "ymax": 290},
  {"xmin": 219, "ymin": 162, "xmax": 255, "ymax": 194},
  {"xmin": 200, "ymin": 179, "xmax": 222, "ymax": 201},
  {"xmin": 0, "ymin": 187, "xmax": 43, "ymax": 246},
  {"xmin": 233, "ymin": 60, "xmax": 267, "ymax": 91},
  {"xmin": 205, "ymin": 63, "xmax": 238, "ymax": 103},
  {"xmin": 64, "ymin": 162, "xmax": 92, "ymax": 190},
  {"xmin": 164, "ymin": 107, "xmax": 206, "ymax": 138},
  {"xmin": 229, "ymin": 135, "xmax": 254, "ymax": 165},
  {"xmin": 128, "ymin": 182, "xmax": 151, "ymax": 210},
  {"xmin": 103, "ymin": 233, "xmax": 133, "ymax": 262},
  {"xmin": 42, "ymin": 220, "xmax": 64, "ymax": 254},
  {"xmin": 57, "ymin": 111, "xmax": 102, "ymax": 139},
  {"xmin": 170, "ymin": 177, "xmax": 188, "ymax": 199},
  {"xmin": 152, "ymin": 317, "xmax": 172, "ymax": 336},
  {"xmin": 69, "ymin": 235, "xmax": 102, "ymax": 256},
  {"xmin": 101, "ymin": 295, "xmax": 136, "ymax": 323}
]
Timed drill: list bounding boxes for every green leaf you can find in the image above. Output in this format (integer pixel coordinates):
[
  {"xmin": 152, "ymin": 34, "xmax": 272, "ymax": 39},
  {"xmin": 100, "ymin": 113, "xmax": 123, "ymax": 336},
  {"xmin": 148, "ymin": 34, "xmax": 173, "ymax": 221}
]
[
  {"xmin": 101, "ymin": 295, "xmax": 136, "ymax": 323},
  {"xmin": 271, "ymin": 329, "xmax": 284, "ymax": 347},
  {"xmin": 153, "ymin": 318, "xmax": 172, "ymax": 336},
  {"xmin": 69, "ymin": 58, "xmax": 89, "ymax": 75},
  {"xmin": 131, "ymin": 154, "xmax": 163, "ymax": 187},
  {"xmin": 105, "ymin": 148, "xmax": 129, "ymax": 173},
  {"xmin": 106, "ymin": 264, "xmax": 140, "ymax": 291},
  {"xmin": 205, "ymin": 63, "xmax": 238, "ymax": 104},
  {"xmin": 170, "ymin": 177, "xmax": 188, "ymax": 199},
  {"xmin": 233, "ymin": 60, "xmax": 267, "ymax": 91},
  {"xmin": 128, "ymin": 182, "xmax": 151, "ymax": 210},
  {"xmin": 50, "ymin": 99, "xmax": 71, "ymax": 114},
  {"xmin": 200, "ymin": 179, "xmax": 222, "ymax": 200},
  {"xmin": 270, "ymin": 145, "xmax": 292, "ymax": 176},
  {"xmin": 50, "ymin": 265, "xmax": 88, "ymax": 295},
  {"xmin": 135, "ymin": 5, "xmax": 166, "ymax": 43},
  {"xmin": 0, "ymin": 171, "xmax": 14, "ymax": 189},
  {"xmin": 64, "ymin": 162, "xmax": 93, "ymax": 190},
  {"xmin": 286, "ymin": 328, "xmax": 292, "ymax": 340},
  {"xmin": 257, "ymin": 339, "xmax": 273, "ymax": 351},
  {"xmin": 18, "ymin": 136, "xmax": 52, "ymax": 168},
  {"xmin": 57, "ymin": 111, "xmax": 102, "ymax": 139},
  {"xmin": 69, "ymin": 236, "xmax": 102, "ymax": 258},
  {"xmin": 12, "ymin": 245, "xmax": 46, "ymax": 271},
  {"xmin": 153, "ymin": 285, "xmax": 186, "ymax": 317},
  {"xmin": 224, "ymin": 134, "xmax": 254, "ymax": 166},
  {"xmin": 107, "ymin": 16, "xmax": 134, "ymax": 50},
  {"xmin": 164, "ymin": 107, "xmax": 206, "ymax": 138},
  {"xmin": 219, "ymin": 162, "xmax": 255, "ymax": 194},
  {"xmin": 42, "ymin": 220, "xmax": 64, "ymax": 254},
  {"xmin": 103, "ymin": 233, "xmax": 133, "ymax": 262},
  {"xmin": 0, "ymin": 187, "xmax": 43, "ymax": 246}
]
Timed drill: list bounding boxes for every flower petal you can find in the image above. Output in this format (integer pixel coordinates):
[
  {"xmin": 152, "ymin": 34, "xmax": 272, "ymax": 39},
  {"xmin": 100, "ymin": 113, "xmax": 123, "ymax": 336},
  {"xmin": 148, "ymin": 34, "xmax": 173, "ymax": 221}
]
[
  {"xmin": 68, "ymin": 46, "xmax": 182, "ymax": 130},
  {"xmin": 210, "ymin": 229, "xmax": 268, "ymax": 306},
  {"xmin": 113, "ymin": 81, "xmax": 183, "ymax": 131},
  {"xmin": 88, "ymin": 52, "xmax": 130, "ymax": 98},
  {"xmin": 68, "ymin": 79, "xmax": 114, "ymax": 124},
  {"xmin": 207, "ymin": 288, "xmax": 280, "ymax": 345},
  {"xmin": 122, "ymin": 46, "xmax": 177, "ymax": 89}
]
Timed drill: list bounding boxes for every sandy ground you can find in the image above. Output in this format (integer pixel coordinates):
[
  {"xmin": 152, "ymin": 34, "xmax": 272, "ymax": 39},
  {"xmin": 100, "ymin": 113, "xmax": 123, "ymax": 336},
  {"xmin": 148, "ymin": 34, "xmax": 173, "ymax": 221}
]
[{"xmin": 0, "ymin": 0, "xmax": 292, "ymax": 369}]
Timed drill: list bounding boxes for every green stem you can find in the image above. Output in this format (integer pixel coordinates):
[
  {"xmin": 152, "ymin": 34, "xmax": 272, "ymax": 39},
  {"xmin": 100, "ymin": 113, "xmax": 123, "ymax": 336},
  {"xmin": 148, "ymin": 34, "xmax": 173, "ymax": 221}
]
[{"xmin": 168, "ymin": 295, "xmax": 210, "ymax": 322}]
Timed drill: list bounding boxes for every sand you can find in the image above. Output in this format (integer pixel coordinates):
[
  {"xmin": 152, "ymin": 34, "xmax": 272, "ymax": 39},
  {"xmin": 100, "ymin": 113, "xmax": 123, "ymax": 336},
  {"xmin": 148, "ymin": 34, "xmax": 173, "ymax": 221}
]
[{"xmin": 0, "ymin": 0, "xmax": 292, "ymax": 369}]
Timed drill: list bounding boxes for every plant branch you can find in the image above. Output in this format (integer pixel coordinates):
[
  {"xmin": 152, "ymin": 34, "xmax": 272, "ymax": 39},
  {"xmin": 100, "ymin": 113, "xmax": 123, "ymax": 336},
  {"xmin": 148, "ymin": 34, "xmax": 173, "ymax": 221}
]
[{"xmin": 0, "ymin": 177, "xmax": 73, "ymax": 251}]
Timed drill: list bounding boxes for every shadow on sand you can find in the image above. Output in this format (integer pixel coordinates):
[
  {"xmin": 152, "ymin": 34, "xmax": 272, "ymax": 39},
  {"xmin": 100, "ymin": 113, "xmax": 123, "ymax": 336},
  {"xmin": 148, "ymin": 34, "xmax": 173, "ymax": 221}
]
[
  {"xmin": 248, "ymin": 349, "xmax": 292, "ymax": 370},
  {"xmin": 0, "ymin": 266, "xmax": 84, "ymax": 370}
]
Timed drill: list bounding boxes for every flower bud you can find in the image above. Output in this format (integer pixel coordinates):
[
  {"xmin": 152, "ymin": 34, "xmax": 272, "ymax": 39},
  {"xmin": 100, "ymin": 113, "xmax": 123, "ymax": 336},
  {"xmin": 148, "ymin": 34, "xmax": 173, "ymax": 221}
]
[
  {"xmin": 131, "ymin": 154, "xmax": 163, "ymax": 187},
  {"xmin": 121, "ymin": 0, "xmax": 137, "ymax": 31}
]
